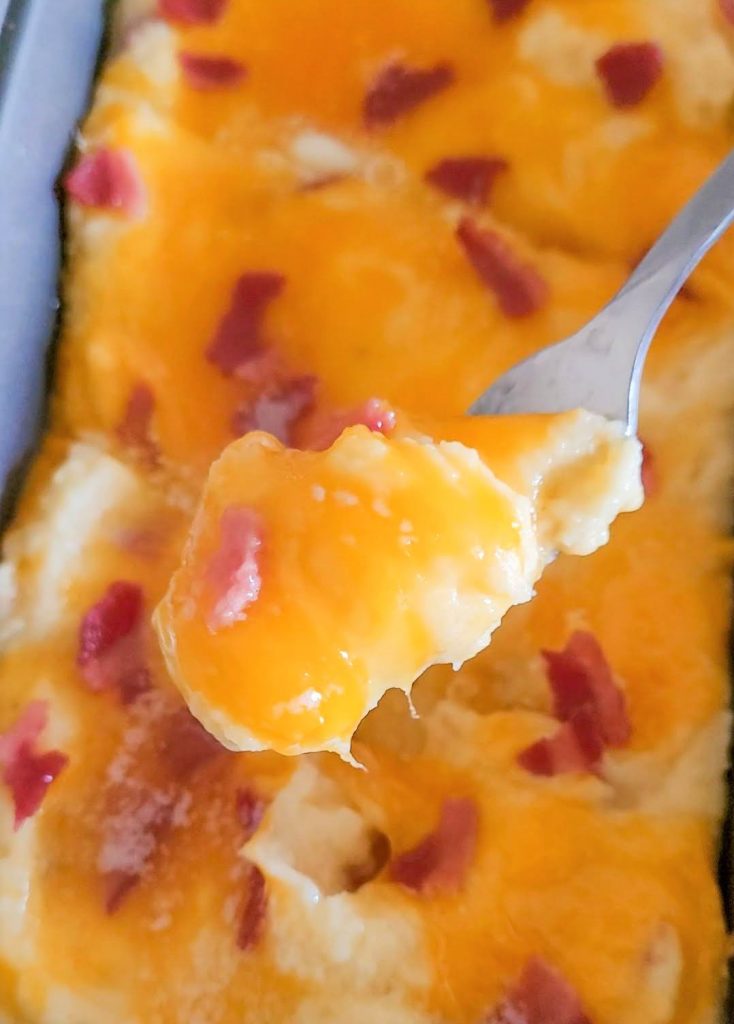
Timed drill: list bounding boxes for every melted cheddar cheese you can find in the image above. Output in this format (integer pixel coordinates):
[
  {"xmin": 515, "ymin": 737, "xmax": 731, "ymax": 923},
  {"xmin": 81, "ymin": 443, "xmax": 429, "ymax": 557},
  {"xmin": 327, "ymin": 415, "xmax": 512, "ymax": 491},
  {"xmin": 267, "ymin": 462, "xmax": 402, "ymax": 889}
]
[{"xmin": 1, "ymin": 1, "xmax": 733, "ymax": 1023}]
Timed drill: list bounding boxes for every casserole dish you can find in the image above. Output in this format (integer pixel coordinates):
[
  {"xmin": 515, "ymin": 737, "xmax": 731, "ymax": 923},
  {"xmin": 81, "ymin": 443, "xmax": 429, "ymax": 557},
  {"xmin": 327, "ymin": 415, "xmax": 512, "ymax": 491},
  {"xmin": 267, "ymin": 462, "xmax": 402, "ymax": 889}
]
[{"xmin": 0, "ymin": 1, "xmax": 732, "ymax": 1021}]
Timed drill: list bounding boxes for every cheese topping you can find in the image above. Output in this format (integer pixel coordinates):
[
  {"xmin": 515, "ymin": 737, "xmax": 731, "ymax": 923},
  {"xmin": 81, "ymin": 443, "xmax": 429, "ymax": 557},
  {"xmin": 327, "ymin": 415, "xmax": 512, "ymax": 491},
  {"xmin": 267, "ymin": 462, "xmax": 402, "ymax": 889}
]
[{"xmin": 0, "ymin": 1, "xmax": 732, "ymax": 1022}]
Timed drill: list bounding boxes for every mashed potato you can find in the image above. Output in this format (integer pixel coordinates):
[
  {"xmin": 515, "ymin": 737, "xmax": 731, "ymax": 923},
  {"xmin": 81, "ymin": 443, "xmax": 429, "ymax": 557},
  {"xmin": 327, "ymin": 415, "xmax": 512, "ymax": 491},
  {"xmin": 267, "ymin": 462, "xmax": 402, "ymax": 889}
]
[{"xmin": 0, "ymin": 1, "xmax": 731, "ymax": 1022}]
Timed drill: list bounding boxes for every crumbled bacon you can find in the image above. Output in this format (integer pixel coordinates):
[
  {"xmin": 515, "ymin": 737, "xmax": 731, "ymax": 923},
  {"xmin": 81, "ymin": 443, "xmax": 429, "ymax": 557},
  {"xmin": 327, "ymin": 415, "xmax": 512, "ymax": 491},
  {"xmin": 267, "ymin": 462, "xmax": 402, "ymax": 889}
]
[
  {"xmin": 720, "ymin": 0, "xmax": 734, "ymax": 25},
  {"xmin": 484, "ymin": 956, "xmax": 591, "ymax": 1024},
  {"xmin": 595, "ymin": 43, "xmax": 664, "ymax": 108},
  {"xmin": 116, "ymin": 383, "xmax": 159, "ymax": 467},
  {"xmin": 236, "ymin": 787, "xmax": 266, "ymax": 840},
  {"xmin": 389, "ymin": 798, "xmax": 478, "ymax": 894},
  {"xmin": 296, "ymin": 397, "xmax": 396, "ymax": 451},
  {"xmin": 232, "ymin": 375, "xmax": 317, "ymax": 445},
  {"xmin": 179, "ymin": 52, "xmax": 246, "ymax": 89},
  {"xmin": 542, "ymin": 631, "xmax": 631, "ymax": 748},
  {"xmin": 104, "ymin": 869, "xmax": 143, "ymax": 915},
  {"xmin": 64, "ymin": 149, "xmax": 145, "ymax": 217},
  {"xmin": 237, "ymin": 863, "xmax": 268, "ymax": 950},
  {"xmin": 363, "ymin": 62, "xmax": 455, "ymax": 128},
  {"xmin": 100, "ymin": 786, "xmax": 175, "ymax": 914},
  {"xmin": 205, "ymin": 507, "xmax": 264, "ymax": 632},
  {"xmin": 158, "ymin": 0, "xmax": 227, "ymax": 25},
  {"xmin": 640, "ymin": 441, "xmax": 657, "ymax": 498},
  {"xmin": 425, "ymin": 156, "xmax": 508, "ymax": 206},
  {"xmin": 206, "ymin": 273, "xmax": 286, "ymax": 376},
  {"xmin": 0, "ymin": 702, "xmax": 68, "ymax": 829},
  {"xmin": 77, "ymin": 582, "xmax": 149, "ymax": 700},
  {"xmin": 160, "ymin": 708, "xmax": 224, "ymax": 778},
  {"xmin": 486, "ymin": 0, "xmax": 533, "ymax": 23},
  {"xmin": 457, "ymin": 218, "xmax": 549, "ymax": 317},
  {"xmin": 517, "ymin": 708, "xmax": 604, "ymax": 777}
]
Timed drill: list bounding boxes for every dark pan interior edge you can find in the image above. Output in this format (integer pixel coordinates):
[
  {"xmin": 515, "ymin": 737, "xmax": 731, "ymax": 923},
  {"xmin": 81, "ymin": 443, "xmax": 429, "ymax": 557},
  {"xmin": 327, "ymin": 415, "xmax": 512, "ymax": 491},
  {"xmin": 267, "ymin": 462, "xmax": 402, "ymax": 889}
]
[{"xmin": 0, "ymin": 0, "xmax": 732, "ymax": 1014}]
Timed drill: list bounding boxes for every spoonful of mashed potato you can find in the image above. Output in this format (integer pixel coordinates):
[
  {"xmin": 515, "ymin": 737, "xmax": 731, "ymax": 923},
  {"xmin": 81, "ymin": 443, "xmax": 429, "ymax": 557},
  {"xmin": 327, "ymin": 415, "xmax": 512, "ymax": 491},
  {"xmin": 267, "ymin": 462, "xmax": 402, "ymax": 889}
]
[{"xmin": 154, "ymin": 408, "xmax": 641, "ymax": 757}]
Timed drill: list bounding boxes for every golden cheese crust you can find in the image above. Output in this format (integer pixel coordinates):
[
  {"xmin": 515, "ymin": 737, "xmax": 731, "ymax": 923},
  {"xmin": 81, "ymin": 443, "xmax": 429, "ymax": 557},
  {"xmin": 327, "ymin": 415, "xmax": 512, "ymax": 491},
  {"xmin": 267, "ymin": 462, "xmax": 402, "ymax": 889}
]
[{"xmin": 1, "ymin": 1, "xmax": 733, "ymax": 1023}]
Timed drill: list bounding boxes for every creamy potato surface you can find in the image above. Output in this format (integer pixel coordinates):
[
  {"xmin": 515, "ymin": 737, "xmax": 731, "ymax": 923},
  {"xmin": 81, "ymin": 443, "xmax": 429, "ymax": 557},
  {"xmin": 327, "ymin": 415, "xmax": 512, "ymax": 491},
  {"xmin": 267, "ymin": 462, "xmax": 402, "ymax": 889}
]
[{"xmin": 1, "ymin": 2, "xmax": 733, "ymax": 1023}]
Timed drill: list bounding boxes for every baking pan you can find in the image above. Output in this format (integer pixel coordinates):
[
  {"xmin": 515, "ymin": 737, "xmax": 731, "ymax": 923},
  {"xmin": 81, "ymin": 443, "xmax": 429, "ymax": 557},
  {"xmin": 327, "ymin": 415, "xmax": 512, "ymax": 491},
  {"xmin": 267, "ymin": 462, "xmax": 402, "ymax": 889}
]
[
  {"xmin": 0, "ymin": 0, "xmax": 732, "ymax": 1017},
  {"xmin": 0, "ymin": 0, "xmax": 105, "ymax": 524}
]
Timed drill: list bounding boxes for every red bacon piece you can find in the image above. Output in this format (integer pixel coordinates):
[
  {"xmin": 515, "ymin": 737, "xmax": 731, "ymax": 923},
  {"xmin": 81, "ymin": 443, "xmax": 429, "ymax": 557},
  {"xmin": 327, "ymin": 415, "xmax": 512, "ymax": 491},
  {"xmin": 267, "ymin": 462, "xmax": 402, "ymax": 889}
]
[
  {"xmin": 206, "ymin": 273, "xmax": 286, "ymax": 376},
  {"xmin": 486, "ymin": 0, "xmax": 533, "ymax": 23},
  {"xmin": 0, "ymin": 702, "xmax": 68, "ymax": 830},
  {"xmin": 363, "ymin": 62, "xmax": 455, "ymax": 128},
  {"xmin": 158, "ymin": 0, "xmax": 227, "ymax": 25},
  {"xmin": 77, "ymin": 582, "xmax": 149, "ymax": 700},
  {"xmin": 457, "ymin": 218, "xmax": 549, "ymax": 317},
  {"xmin": 542, "ymin": 631, "xmax": 631, "ymax": 748},
  {"xmin": 160, "ymin": 708, "xmax": 224, "ymax": 777},
  {"xmin": 205, "ymin": 506, "xmax": 264, "ymax": 632},
  {"xmin": 100, "ymin": 788, "xmax": 175, "ymax": 914},
  {"xmin": 484, "ymin": 956, "xmax": 591, "ymax": 1024},
  {"xmin": 116, "ymin": 383, "xmax": 159, "ymax": 467},
  {"xmin": 296, "ymin": 397, "xmax": 396, "ymax": 451},
  {"xmin": 237, "ymin": 863, "xmax": 268, "ymax": 950},
  {"xmin": 425, "ymin": 156, "xmax": 508, "ymax": 206},
  {"xmin": 721, "ymin": 0, "xmax": 734, "ymax": 25},
  {"xmin": 595, "ymin": 42, "xmax": 664, "ymax": 108},
  {"xmin": 517, "ymin": 708, "xmax": 604, "ymax": 777},
  {"xmin": 236, "ymin": 787, "xmax": 267, "ymax": 841},
  {"xmin": 640, "ymin": 441, "xmax": 657, "ymax": 498},
  {"xmin": 179, "ymin": 52, "xmax": 246, "ymax": 89},
  {"xmin": 389, "ymin": 798, "xmax": 478, "ymax": 894},
  {"xmin": 64, "ymin": 149, "xmax": 145, "ymax": 217},
  {"xmin": 232, "ymin": 375, "xmax": 317, "ymax": 445}
]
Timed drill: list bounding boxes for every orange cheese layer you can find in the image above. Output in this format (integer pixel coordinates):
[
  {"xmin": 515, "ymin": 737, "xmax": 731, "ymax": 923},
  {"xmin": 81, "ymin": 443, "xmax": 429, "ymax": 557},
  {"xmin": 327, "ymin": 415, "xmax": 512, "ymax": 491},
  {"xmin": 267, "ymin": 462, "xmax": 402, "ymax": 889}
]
[{"xmin": 1, "ymin": 0, "xmax": 733, "ymax": 1022}]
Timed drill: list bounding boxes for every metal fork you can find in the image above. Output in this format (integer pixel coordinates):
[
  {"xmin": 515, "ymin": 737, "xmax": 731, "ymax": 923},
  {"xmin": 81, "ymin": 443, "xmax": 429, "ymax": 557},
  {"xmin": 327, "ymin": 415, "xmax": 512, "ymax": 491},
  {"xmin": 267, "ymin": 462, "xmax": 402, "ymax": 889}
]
[{"xmin": 469, "ymin": 151, "xmax": 734, "ymax": 433}]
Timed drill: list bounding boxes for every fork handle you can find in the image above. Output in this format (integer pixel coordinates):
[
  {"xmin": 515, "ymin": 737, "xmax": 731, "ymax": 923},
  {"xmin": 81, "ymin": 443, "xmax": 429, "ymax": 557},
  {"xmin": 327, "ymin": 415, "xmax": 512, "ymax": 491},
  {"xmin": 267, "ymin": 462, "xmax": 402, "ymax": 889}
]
[{"xmin": 597, "ymin": 148, "xmax": 734, "ymax": 428}]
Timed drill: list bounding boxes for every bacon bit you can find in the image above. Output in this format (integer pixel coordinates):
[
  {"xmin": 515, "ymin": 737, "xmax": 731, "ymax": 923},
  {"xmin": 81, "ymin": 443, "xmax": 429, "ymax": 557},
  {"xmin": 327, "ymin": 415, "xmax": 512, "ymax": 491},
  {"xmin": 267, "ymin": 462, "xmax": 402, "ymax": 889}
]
[
  {"xmin": 77, "ymin": 582, "xmax": 149, "ymax": 701},
  {"xmin": 116, "ymin": 383, "xmax": 159, "ymax": 467},
  {"xmin": 595, "ymin": 42, "xmax": 664, "ymax": 109},
  {"xmin": 389, "ymin": 798, "xmax": 478, "ymax": 894},
  {"xmin": 158, "ymin": 0, "xmax": 227, "ymax": 25},
  {"xmin": 640, "ymin": 441, "xmax": 658, "ymax": 498},
  {"xmin": 104, "ymin": 870, "xmax": 141, "ymax": 914},
  {"xmin": 235, "ymin": 787, "xmax": 266, "ymax": 840},
  {"xmin": 296, "ymin": 397, "xmax": 397, "ymax": 451},
  {"xmin": 179, "ymin": 52, "xmax": 247, "ymax": 89},
  {"xmin": 64, "ymin": 149, "xmax": 145, "ymax": 217},
  {"xmin": 517, "ymin": 708, "xmax": 604, "ymax": 777},
  {"xmin": 233, "ymin": 347, "xmax": 284, "ymax": 386},
  {"xmin": 161, "ymin": 708, "xmax": 224, "ymax": 778},
  {"xmin": 237, "ymin": 863, "xmax": 267, "ymax": 950},
  {"xmin": 0, "ymin": 702, "xmax": 68, "ymax": 830},
  {"xmin": 206, "ymin": 273, "xmax": 286, "ymax": 376},
  {"xmin": 720, "ymin": 0, "xmax": 734, "ymax": 25},
  {"xmin": 425, "ymin": 156, "xmax": 508, "ymax": 206},
  {"xmin": 100, "ymin": 788, "xmax": 175, "ymax": 914},
  {"xmin": 486, "ymin": 0, "xmax": 533, "ymax": 23},
  {"xmin": 363, "ymin": 62, "xmax": 455, "ymax": 128},
  {"xmin": 542, "ymin": 631, "xmax": 631, "ymax": 748},
  {"xmin": 232, "ymin": 375, "xmax": 317, "ymax": 445},
  {"xmin": 484, "ymin": 956, "xmax": 591, "ymax": 1024},
  {"xmin": 457, "ymin": 218, "xmax": 549, "ymax": 317},
  {"xmin": 205, "ymin": 506, "xmax": 264, "ymax": 632}
]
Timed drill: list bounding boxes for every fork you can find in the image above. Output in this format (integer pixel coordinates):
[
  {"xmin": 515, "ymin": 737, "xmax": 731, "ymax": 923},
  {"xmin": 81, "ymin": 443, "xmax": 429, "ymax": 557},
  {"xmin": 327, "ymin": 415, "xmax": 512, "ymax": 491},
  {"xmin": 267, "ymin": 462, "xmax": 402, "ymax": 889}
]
[{"xmin": 469, "ymin": 151, "xmax": 734, "ymax": 433}]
